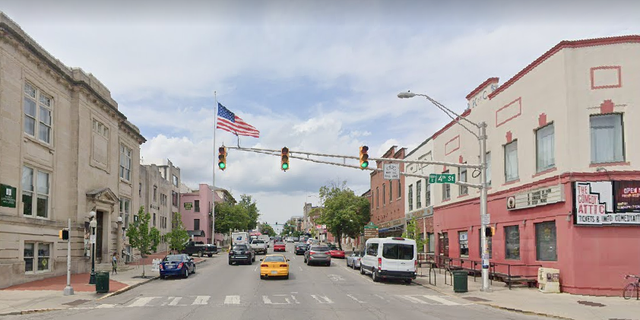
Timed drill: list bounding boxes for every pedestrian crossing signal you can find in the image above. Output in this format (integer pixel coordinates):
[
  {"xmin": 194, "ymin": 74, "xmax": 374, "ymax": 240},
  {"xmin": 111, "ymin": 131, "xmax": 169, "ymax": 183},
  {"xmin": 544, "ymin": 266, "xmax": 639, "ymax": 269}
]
[
  {"xmin": 359, "ymin": 146, "xmax": 369, "ymax": 169},
  {"xmin": 281, "ymin": 147, "xmax": 290, "ymax": 171},
  {"xmin": 59, "ymin": 229, "xmax": 69, "ymax": 240},
  {"xmin": 484, "ymin": 226, "xmax": 495, "ymax": 237},
  {"xmin": 218, "ymin": 146, "xmax": 227, "ymax": 170}
]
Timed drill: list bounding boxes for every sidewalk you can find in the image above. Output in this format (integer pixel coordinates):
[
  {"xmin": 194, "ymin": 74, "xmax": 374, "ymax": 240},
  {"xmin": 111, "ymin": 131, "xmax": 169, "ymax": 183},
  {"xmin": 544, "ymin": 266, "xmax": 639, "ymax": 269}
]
[
  {"xmin": 413, "ymin": 266, "xmax": 640, "ymax": 320},
  {"xmin": 0, "ymin": 252, "xmax": 209, "ymax": 316}
]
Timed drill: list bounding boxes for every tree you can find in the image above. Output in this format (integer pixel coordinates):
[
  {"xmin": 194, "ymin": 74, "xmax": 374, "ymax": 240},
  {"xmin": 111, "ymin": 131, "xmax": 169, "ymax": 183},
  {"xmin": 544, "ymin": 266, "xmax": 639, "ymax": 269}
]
[
  {"xmin": 402, "ymin": 217, "xmax": 426, "ymax": 252},
  {"xmin": 259, "ymin": 223, "xmax": 276, "ymax": 237},
  {"xmin": 318, "ymin": 181, "xmax": 371, "ymax": 250},
  {"xmin": 214, "ymin": 194, "xmax": 260, "ymax": 234},
  {"xmin": 165, "ymin": 212, "xmax": 190, "ymax": 253},
  {"xmin": 127, "ymin": 207, "xmax": 161, "ymax": 278},
  {"xmin": 238, "ymin": 195, "xmax": 260, "ymax": 230}
]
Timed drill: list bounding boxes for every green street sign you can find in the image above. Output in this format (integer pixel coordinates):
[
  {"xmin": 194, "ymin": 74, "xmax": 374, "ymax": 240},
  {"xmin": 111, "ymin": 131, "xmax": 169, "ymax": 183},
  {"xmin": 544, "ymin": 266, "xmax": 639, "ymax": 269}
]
[
  {"xmin": 1, "ymin": 184, "xmax": 17, "ymax": 208},
  {"xmin": 364, "ymin": 222, "xmax": 378, "ymax": 229},
  {"xmin": 429, "ymin": 173, "xmax": 456, "ymax": 184}
]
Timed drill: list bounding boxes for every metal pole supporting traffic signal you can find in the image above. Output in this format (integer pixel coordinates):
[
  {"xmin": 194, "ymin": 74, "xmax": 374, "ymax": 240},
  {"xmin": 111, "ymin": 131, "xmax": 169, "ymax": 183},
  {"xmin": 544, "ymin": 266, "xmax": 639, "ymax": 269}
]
[
  {"xmin": 281, "ymin": 147, "xmax": 290, "ymax": 171},
  {"xmin": 359, "ymin": 146, "xmax": 369, "ymax": 169},
  {"xmin": 218, "ymin": 146, "xmax": 227, "ymax": 170}
]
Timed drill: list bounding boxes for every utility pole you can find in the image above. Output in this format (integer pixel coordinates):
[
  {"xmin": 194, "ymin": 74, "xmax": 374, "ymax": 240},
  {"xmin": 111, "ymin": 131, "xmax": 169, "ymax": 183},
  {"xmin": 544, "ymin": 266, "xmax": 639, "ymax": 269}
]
[{"xmin": 63, "ymin": 218, "xmax": 74, "ymax": 296}]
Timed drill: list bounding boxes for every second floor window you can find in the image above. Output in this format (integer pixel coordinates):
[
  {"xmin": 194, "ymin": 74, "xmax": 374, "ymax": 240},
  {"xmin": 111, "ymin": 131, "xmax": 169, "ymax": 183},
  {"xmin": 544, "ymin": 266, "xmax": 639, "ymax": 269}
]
[
  {"xmin": 425, "ymin": 180, "xmax": 431, "ymax": 207},
  {"xmin": 397, "ymin": 181, "xmax": 401, "ymax": 199},
  {"xmin": 24, "ymin": 82, "xmax": 53, "ymax": 144},
  {"xmin": 459, "ymin": 167, "xmax": 468, "ymax": 195},
  {"xmin": 119, "ymin": 144, "xmax": 132, "ymax": 181},
  {"xmin": 195, "ymin": 200, "xmax": 200, "ymax": 212},
  {"xmin": 536, "ymin": 124, "xmax": 555, "ymax": 172},
  {"xmin": 408, "ymin": 185, "xmax": 413, "ymax": 211},
  {"xmin": 590, "ymin": 114, "xmax": 624, "ymax": 164},
  {"xmin": 416, "ymin": 180, "xmax": 422, "ymax": 209},
  {"xmin": 382, "ymin": 184, "xmax": 386, "ymax": 205},
  {"xmin": 21, "ymin": 166, "xmax": 50, "ymax": 218},
  {"xmin": 389, "ymin": 181, "xmax": 393, "ymax": 202},
  {"xmin": 504, "ymin": 141, "xmax": 519, "ymax": 182},
  {"xmin": 172, "ymin": 191, "xmax": 179, "ymax": 206},
  {"xmin": 442, "ymin": 170, "xmax": 450, "ymax": 200}
]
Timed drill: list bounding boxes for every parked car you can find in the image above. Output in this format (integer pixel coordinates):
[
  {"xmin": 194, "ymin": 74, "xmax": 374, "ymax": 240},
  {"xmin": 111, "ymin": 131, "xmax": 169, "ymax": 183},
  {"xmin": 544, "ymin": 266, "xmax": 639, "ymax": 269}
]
[
  {"xmin": 304, "ymin": 245, "xmax": 331, "ymax": 266},
  {"xmin": 346, "ymin": 251, "xmax": 364, "ymax": 269},
  {"xmin": 250, "ymin": 239, "xmax": 268, "ymax": 255},
  {"xmin": 328, "ymin": 244, "xmax": 345, "ymax": 259},
  {"xmin": 228, "ymin": 244, "xmax": 255, "ymax": 265},
  {"xmin": 259, "ymin": 254, "xmax": 290, "ymax": 279},
  {"xmin": 360, "ymin": 237, "xmax": 417, "ymax": 284},
  {"xmin": 159, "ymin": 254, "xmax": 196, "ymax": 279},
  {"xmin": 294, "ymin": 243, "xmax": 308, "ymax": 255},
  {"xmin": 273, "ymin": 242, "xmax": 286, "ymax": 252},
  {"xmin": 181, "ymin": 241, "xmax": 217, "ymax": 257}
]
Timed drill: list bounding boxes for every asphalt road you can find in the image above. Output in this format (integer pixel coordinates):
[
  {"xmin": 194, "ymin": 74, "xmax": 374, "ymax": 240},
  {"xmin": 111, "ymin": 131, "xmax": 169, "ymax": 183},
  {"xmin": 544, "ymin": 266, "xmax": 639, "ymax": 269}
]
[{"xmin": 8, "ymin": 243, "xmax": 546, "ymax": 320}]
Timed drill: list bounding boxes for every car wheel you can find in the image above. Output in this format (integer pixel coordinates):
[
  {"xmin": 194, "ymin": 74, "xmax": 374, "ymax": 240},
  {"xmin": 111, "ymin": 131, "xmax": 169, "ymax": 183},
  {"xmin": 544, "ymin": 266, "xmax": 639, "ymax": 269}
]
[
  {"xmin": 184, "ymin": 268, "xmax": 189, "ymax": 278},
  {"xmin": 360, "ymin": 265, "xmax": 365, "ymax": 275},
  {"xmin": 160, "ymin": 275, "xmax": 165, "ymax": 279},
  {"xmin": 228, "ymin": 260, "xmax": 232, "ymax": 265},
  {"xmin": 208, "ymin": 254, "xmax": 213, "ymax": 257},
  {"xmin": 260, "ymin": 274, "xmax": 265, "ymax": 280},
  {"xmin": 199, "ymin": 251, "xmax": 203, "ymax": 257},
  {"xmin": 284, "ymin": 274, "xmax": 289, "ymax": 280},
  {"xmin": 372, "ymin": 270, "xmax": 379, "ymax": 282},
  {"xmin": 405, "ymin": 279, "xmax": 412, "ymax": 285}
]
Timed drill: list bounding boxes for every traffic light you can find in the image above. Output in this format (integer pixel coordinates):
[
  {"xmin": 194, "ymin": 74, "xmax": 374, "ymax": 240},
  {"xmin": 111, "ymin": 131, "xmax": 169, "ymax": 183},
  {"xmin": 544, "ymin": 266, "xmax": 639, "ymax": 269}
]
[
  {"xmin": 59, "ymin": 229, "xmax": 69, "ymax": 240},
  {"xmin": 359, "ymin": 146, "xmax": 369, "ymax": 169},
  {"xmin": 281, "ymin": 147, "xmax": 290, "ymax": 171},
  {"xmin": 484, "ymin": 226, "xmax": 495, "ymax": 237},
  {"xmin": 218, "ymin": 146, "xmax": 227, "ymax": 170}
]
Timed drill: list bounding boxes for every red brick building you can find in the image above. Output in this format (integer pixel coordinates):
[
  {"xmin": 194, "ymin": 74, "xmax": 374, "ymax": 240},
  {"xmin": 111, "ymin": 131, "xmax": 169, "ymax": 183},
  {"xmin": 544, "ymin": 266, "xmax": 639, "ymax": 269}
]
[{"xmin": 370, "ymin": 146, "xmax": 406, "ymax": 237}]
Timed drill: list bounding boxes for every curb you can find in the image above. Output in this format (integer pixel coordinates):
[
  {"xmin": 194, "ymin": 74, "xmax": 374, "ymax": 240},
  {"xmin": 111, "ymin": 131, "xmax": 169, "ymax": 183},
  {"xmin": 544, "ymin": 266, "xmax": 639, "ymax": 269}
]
[
  {"xmin": 412, "ymin": 278, "xmax": 573, "ymax": 320},
  {"xmin": 0, "ymin": 308, "xmax": 65, "ymax": 317}
]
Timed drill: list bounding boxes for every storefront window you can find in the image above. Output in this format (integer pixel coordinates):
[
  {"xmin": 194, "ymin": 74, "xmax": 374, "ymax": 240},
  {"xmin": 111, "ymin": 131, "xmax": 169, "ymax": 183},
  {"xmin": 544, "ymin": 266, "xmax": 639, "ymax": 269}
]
[
  {"xmin": 505, "ymin": 225, "xmax": 520, "ymax": 260},
  {"xmin": 535, "ymin": 221, "xmax": 557, "ymax": 261},
  {"xmin": 428, "ymin": 233, "xmax": 435, "ymax": 253},
  {"xmin": 459, "ymin": 231, "xmax": 469, "ymax": 257}
]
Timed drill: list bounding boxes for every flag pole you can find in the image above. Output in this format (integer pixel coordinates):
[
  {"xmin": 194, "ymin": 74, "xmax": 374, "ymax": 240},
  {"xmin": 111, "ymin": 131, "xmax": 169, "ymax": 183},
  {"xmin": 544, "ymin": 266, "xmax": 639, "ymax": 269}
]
[{"xmin": 212, "ymin": 91, "xmax": 218, "ymax": 246}]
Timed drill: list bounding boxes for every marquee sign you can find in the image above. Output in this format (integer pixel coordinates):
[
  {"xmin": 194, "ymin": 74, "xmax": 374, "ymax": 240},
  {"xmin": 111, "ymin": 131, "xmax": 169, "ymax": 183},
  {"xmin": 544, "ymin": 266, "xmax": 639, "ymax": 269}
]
[
  {"xmin": 506, "ymin": 184, "xmax": 565, "ymax": 211},
  {"xmin": 574, "ymin": 181, "xmax": 640, "ymax": 226}
]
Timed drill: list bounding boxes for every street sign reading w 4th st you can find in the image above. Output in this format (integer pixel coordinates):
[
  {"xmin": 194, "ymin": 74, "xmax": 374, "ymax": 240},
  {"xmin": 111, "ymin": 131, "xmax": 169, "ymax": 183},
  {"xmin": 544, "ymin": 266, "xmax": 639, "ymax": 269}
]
[{"xmin": 429, "ymin": 173, "xmax": 456, "ymax": 184}]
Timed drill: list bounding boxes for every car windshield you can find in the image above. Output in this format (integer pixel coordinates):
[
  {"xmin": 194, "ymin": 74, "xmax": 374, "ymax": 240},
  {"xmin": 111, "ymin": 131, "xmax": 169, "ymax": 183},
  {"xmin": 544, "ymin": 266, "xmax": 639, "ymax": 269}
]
[
  {"xmin": 163, "ymin": 255, "xmax": 185, "ymax": 262},
  {"xmin": 264, "ymin": 256, "xmax": 286, "ymax": 262},
  {"xmin": 311, "ymin": 246, "xmax": 330, "ymax": 252},
  {"xmin": 233, "ymin": 245, "xmax": 248, "ymax": 250},
  {"xmin": 382, "ymin": 243, "xmax": 414, "ymax": 260}
]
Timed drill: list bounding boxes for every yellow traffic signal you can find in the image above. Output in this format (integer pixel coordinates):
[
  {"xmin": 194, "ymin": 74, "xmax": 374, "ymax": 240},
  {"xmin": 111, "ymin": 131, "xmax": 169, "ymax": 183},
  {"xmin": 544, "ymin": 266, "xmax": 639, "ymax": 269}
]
[
  {"xmin": 218, "ymin": 146, "xmax": 227, "ymax": 170},
  {"xmin": 281, "ymin": 147, "xmax": 290, "ymax": 171},
  {"xmin": 359, "ymin": 146, "xmax": 369, "ymax": 169}
]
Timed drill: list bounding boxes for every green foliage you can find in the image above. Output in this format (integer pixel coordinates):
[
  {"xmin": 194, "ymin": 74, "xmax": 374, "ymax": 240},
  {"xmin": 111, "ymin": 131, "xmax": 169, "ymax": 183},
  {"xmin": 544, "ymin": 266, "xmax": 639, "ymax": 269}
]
[
  {"xmin": 259, "ymin": 223, "xmax": 276, "ymax": 237},
  {"xmin": 126, "ymin": 207, "xmax": 161, "ymax": 277},
  {"xmin": 165, "ymin": 212, "xmax": 190, "ymax": 252},
  {"xmin": 402, "ymin": 216, "xmax": 426, "ymax": 252},
  {"xmin": 317, "ymin": 181, "xmax": 371, "ymax": 250},
  {"xmin": 215, "ymin": 194, "xmax": 260, "ymax": 234}
]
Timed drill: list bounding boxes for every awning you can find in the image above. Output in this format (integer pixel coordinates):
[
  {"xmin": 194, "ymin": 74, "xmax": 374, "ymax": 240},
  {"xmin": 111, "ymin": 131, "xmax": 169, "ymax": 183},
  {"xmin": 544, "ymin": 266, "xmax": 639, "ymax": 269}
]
[
  {"xmin": 188, "ymin": 230, "xmax": 205, "ymax": 237},
  {"xmin": 378, "ymin": 224, "xmax": 404, "ymax": 233}
]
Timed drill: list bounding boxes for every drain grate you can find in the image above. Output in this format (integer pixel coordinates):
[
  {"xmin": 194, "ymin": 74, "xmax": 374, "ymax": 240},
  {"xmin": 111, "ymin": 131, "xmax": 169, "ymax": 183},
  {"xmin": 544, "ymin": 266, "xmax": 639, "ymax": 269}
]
[
  {"xmin": 463, "ymin": 296, "xmax": 491, "ymax": 302},
  {"xmin": 577, "ymin": 300, "xmax": 605, "ymax": 307},
  {"xmin": 62, "ymin": 299, "xmax": 90, "ymax": 306}
]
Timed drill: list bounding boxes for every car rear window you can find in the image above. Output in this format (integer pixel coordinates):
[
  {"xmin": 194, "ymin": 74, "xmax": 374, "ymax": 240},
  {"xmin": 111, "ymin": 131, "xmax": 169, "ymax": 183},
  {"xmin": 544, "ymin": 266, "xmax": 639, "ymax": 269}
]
[
  {"xmin": 164, "ymin": 255, "xmax": 185, "ymax": 262},
  {"xmin": 264, "ymin": 256, "xmax": 285, "ymax": 262},
  {"xmin": 311, "ymin": 246, "xmax": 329, "ymax": 252},
  {"xmin": 233, "ymin": 245, "xmax": 248, "ymax": 250},
  {"xmin": 252, "ymin": 240, "xmax": 264, "ymax": 244},
  {"xmin": 275, "ymin": 242, "xmax": 285, "ymax": 245},
  {"xmin": 382, "ymin": 244, "xmax": 414, "ymax": 260}
]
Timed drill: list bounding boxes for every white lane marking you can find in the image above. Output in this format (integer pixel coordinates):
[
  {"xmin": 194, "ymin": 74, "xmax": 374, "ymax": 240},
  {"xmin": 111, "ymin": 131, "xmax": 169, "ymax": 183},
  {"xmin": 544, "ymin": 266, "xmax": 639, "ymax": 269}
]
[
  {"xmin": 347, "ymin": 294, "xmax": 365, "ymax": 303},
  {"xmin": 298, "ymin": 266, "xmax": 303, "ymax": 271},
  {"xmin": 96, "ymin": 304, "xmax": 115, "ymax": 308},
  {"xmin": 224, "ymin": 295, "xmax": 240, "ymax": 305},
  {"xmin": 374, "ymin": 294, "xmax": 389, "ymax": 302},
  {"xmin": 254, "ymin": 266, "xmax": 258, "ymax": 272},
  {"xmin": 328, "ymin": 274, "xmax": 345, "ymax": 282},
  {"xmin": 128, "ymin": 297, "xmax": 158, "ymax": 307},
  {"xmin": 397, "ymin": 295, "xmax": 428, "ymax": 304},
  {"xmin": 310, "ymin": 295, "xmax": 334, "ymax": 304},
  {"xmin": 422, "ymin": 295, "xmax": 460, "ymax": 306},
  {"xmin": 168, "ymin": 297, "xmax": 182, "ymax": 306},
  {"xmin": 192, "ymin": 296, "xmax": 210, "ymax": 305},
  {"xmin": 291, "ymin": 295, "xmax": 300, "ymax": 304},
  {"xmin": 262, "ymin": 295, "xmax": 273, "ymax": 304}
]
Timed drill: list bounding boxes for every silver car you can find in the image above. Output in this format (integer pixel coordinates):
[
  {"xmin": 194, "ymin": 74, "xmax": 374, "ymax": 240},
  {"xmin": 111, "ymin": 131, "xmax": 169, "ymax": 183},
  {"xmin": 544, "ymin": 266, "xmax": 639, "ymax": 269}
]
[
  {"xmin": 304, "ymin": 245, "xmax": 331, "ymax": 266},
  {"xmin": 346, "ymin": 251, "xmax": 363, "ymax": 269}
]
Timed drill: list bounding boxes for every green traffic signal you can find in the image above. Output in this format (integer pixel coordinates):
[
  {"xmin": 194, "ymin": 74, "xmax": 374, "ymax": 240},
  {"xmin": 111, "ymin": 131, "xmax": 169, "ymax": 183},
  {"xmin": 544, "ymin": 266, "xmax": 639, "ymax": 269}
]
[
  {"xmin": 360, "ymin": 162, "xmax": 368, "ymax": 169},
  {"xmin": 282, "ymin": 163, "xmax": 289, "ymax": 170},
  {"xmin": 219, "ymin": 162, "xmax": 226, "ymax": 170}
]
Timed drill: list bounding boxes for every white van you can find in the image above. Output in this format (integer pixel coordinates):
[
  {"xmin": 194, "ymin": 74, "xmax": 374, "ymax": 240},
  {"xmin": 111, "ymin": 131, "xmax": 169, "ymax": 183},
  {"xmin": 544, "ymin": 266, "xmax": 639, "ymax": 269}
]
[{"xmin": 359, "ymin": 237, "xmax": 417, "ymax": 284}]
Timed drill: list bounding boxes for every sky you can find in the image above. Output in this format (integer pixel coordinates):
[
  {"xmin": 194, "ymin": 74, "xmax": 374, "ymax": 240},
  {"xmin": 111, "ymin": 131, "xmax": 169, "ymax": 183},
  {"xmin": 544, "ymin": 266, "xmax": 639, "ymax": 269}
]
[{"xmin": 2, "ymin": 0, "xmax": 640, "ymax": 228}]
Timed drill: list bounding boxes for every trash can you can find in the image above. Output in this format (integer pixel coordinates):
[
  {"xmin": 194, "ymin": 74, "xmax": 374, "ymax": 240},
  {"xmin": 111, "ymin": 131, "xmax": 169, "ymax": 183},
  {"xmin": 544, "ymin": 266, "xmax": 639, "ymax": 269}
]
[
  {"xmin": 452, "ymin": 270, "xmax": 468, "ymax": 293},
  {"xmin": 96, "ymin": 271, "xmax": 110, "ymax": 293}
]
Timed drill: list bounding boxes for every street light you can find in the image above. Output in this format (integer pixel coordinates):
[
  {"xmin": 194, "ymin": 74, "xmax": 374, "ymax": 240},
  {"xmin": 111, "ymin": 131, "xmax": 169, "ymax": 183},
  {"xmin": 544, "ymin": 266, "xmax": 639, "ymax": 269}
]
[
  {"xmin": 89, "ymin": 211, "xmax": 97, "ymax": 285},
  {"xmin": 398, "ymin": 90, "xmax": 491, "ymax": 292}
]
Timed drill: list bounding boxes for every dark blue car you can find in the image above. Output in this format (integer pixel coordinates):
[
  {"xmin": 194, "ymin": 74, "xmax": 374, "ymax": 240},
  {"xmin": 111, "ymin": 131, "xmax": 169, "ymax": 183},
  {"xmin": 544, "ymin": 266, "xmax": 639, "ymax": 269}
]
[{"xmin": 159, "ymin": 254, "xmax": 196, "ymax": 279}]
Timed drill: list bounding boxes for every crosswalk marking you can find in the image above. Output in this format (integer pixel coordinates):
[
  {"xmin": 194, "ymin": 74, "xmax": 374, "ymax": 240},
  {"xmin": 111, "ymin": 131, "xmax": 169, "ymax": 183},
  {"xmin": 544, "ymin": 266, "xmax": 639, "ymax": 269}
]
[
  {"xmin": 397, "ymin": 295, "xmax": 428, "ymax": 304},
  {"xmin": 422, "ymin": 295, "xmax": 460, "ymax": 306},
  {"xmin": 128, "ymin": 297, "xmax": 157, "ymax": 307},
  {"xmin": 192, "ymin": 296, "xmax": 210, "ymax": 305},
  {"xmin": 224, "ymin": 295, "xmax": 240, "ymax": 305},
  {"xmin": 96, "ymin": 304, "xmax": 115, "ymax": 308},
  {"xmin": 168, "ymin": 297, "xmax": 182, "ymax": 306},
  {"xmin": 347, "ymin": 294, "xmax": 365, "ymax": 303},
  {"xmin": 310, "ymin": 295, "xmax": 333, "ymax": 304},
  {"xmin": 374, "ymin": 294, "xmax": 389, "ymax": 302}
]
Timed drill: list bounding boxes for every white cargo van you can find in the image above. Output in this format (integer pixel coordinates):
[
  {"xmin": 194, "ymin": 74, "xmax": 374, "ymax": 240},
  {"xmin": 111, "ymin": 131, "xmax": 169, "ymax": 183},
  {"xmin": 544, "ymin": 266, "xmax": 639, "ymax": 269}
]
[{"xmin": 360, "ymin": 237, "xmax": 417, "ymax": 284}]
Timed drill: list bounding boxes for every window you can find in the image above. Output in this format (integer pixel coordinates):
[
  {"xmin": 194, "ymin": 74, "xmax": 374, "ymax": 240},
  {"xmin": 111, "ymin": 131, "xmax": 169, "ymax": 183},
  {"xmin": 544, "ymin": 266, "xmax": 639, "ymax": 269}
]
[
  {"xmin": 139, "ymin": 183, "xmax": 142, "ymax": 197},
  {"xmin": 590, "ymin": 114, "xmax": 624, "ymax": 163},
  {"xmin": 23, "ymin": 82, "xmax": 53, "ymax": 144},
  {"xmin": 416, "ymin": 180, "xmax": 422, "ymax": 209},
  {"xmin": 389, "ymin": 181, "xmax": 392, "ymax": 202},
  {"xmin": 153, "ymin": 213, "xmax": 156, "ymax": 227},
  {"xmin": 459, "ymin": 167, "xmax": 468, "ymax": 195},
  {"xmin": 153, "ymin": 186, "xmax": 157, "ymax": 202},
  {"xmin": 172, "ymin": 191, "xmax": 179, "ymax": 206},
  {"xmin": 505, "ymin": 225, "xmax": 520, "ymax": 260},
  {"xmin": 172, "ymin": 175, "xmax": 179, "ymax": 187},
  {"xmin": 442, "ymin": 170, "xmax": 450, "ymax": 200},
  {"xmin": 382, "ymin": 243, "xmax": 414, "ymax": 260},
  {"xmin": 376, "ymin": 187, "xmax": 379, "ymax": 208},
  {"xmin": 120, "ymin": 197, "xmax": 131, "ymax": 229},
  {"xmin": 536, "ymin": 124, "xmax": 555, "ymax": 172},
  {"xmin": 427, "ymin": 233, "xmax": 435, "ymax": 253},
  {"xmin": 195, "ymin": 200, "xmax": 200, "ymax": 212},
  {"xmin": 382, "ymin": 184, "xmax": 386, "ymax": 205},
  {"xmin": 21, "ymin": 166, "xmax": 50, "ymax": 218},
  {"xmin": 425, "ymin": 180, "xmax": 431, "ymax": 207},
  {"xmin": 408, "ymin": 184, "xmax": 413, "ymax": 211},
  {"xmin": 398, "ymin": 181, "xmax": 401, "ymax": 199},
  {"xmin": 459, "ymin": 231, "xmax": 469, "ymax": 257},
  {"xmin": 24, "ymin": 242, "xmax": 51, "ymax": 273},
  {"xmin": 366, "ymin": 243, "xmax": 379, "ymax": 256},
  {"xmin": 535, "ymin": 221, "xmax": 557, "ymax": 261},
  {"xmin": 119, "ymin": 144, "xmax": 132, "ymax": 181},
  {"xmin": 479, "ymin": 232, "xmax": 493, "ymax": 259},
  {"xmin": 504, "ymin": 141, "xmax": 519, "ymax": 182}
]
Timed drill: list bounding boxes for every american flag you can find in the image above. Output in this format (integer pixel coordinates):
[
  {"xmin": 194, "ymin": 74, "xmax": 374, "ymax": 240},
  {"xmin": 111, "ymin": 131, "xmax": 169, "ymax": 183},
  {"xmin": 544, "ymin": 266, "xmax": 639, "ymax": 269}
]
[{"xmin": 216, "ymin": 103, "xmax": 260, "ymax": 138}]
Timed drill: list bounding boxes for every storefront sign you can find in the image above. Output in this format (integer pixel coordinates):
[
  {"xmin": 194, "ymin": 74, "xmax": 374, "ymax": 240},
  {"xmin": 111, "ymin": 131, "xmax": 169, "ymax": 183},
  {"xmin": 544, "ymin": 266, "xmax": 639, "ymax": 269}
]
[
  {"xmin": 378, "ymin": 217, "xmax": 405, "ymax": 229},
  {"xmin": 0, "ymin": 184, "xmax": 17, "ymax": 208},
  {"xmin": 506, "ymin": 184, "xmax": 564, "ymax": 211},
  {"xmin": 407, "ymin": 206, "xmax": 433, "ymax": 219},
  {"xmin": 574, "ymin": 181, "xmax": 640, "ymax": 226}
]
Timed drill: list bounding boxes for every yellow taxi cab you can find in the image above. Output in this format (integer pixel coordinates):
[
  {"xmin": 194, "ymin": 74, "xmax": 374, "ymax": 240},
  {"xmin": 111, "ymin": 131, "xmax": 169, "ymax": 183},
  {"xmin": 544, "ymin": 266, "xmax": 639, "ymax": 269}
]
[{"xmin": 259, "ymin": 254, "xmax": 290, "ymax": 279}]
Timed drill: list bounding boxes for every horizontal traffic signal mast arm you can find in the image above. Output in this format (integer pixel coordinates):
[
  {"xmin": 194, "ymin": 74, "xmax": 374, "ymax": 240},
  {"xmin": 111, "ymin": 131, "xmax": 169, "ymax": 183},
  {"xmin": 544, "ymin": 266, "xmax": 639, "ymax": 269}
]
[{"xmin": 226, "ymin": 146, "xmax": 481, "ymax": 169}]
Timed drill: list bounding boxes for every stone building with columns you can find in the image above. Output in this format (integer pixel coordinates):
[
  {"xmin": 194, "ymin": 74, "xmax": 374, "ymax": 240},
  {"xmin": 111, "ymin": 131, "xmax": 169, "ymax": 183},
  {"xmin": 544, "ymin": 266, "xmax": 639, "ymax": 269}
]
[{"xmin": 0, "ymin": 13, "xmax": 145, "ymax": 288}]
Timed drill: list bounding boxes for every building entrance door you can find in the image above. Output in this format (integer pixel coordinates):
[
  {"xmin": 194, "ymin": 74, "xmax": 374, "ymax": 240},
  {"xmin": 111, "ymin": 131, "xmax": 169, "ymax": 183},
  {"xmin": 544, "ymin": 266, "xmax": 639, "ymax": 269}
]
[
  {"xmin": 96, "ymin": 211, "xmax": 103, "ymax": 262},
  {"xmin": 438, "ymin": 232, "xmax": 449, "ymax": 258}
]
